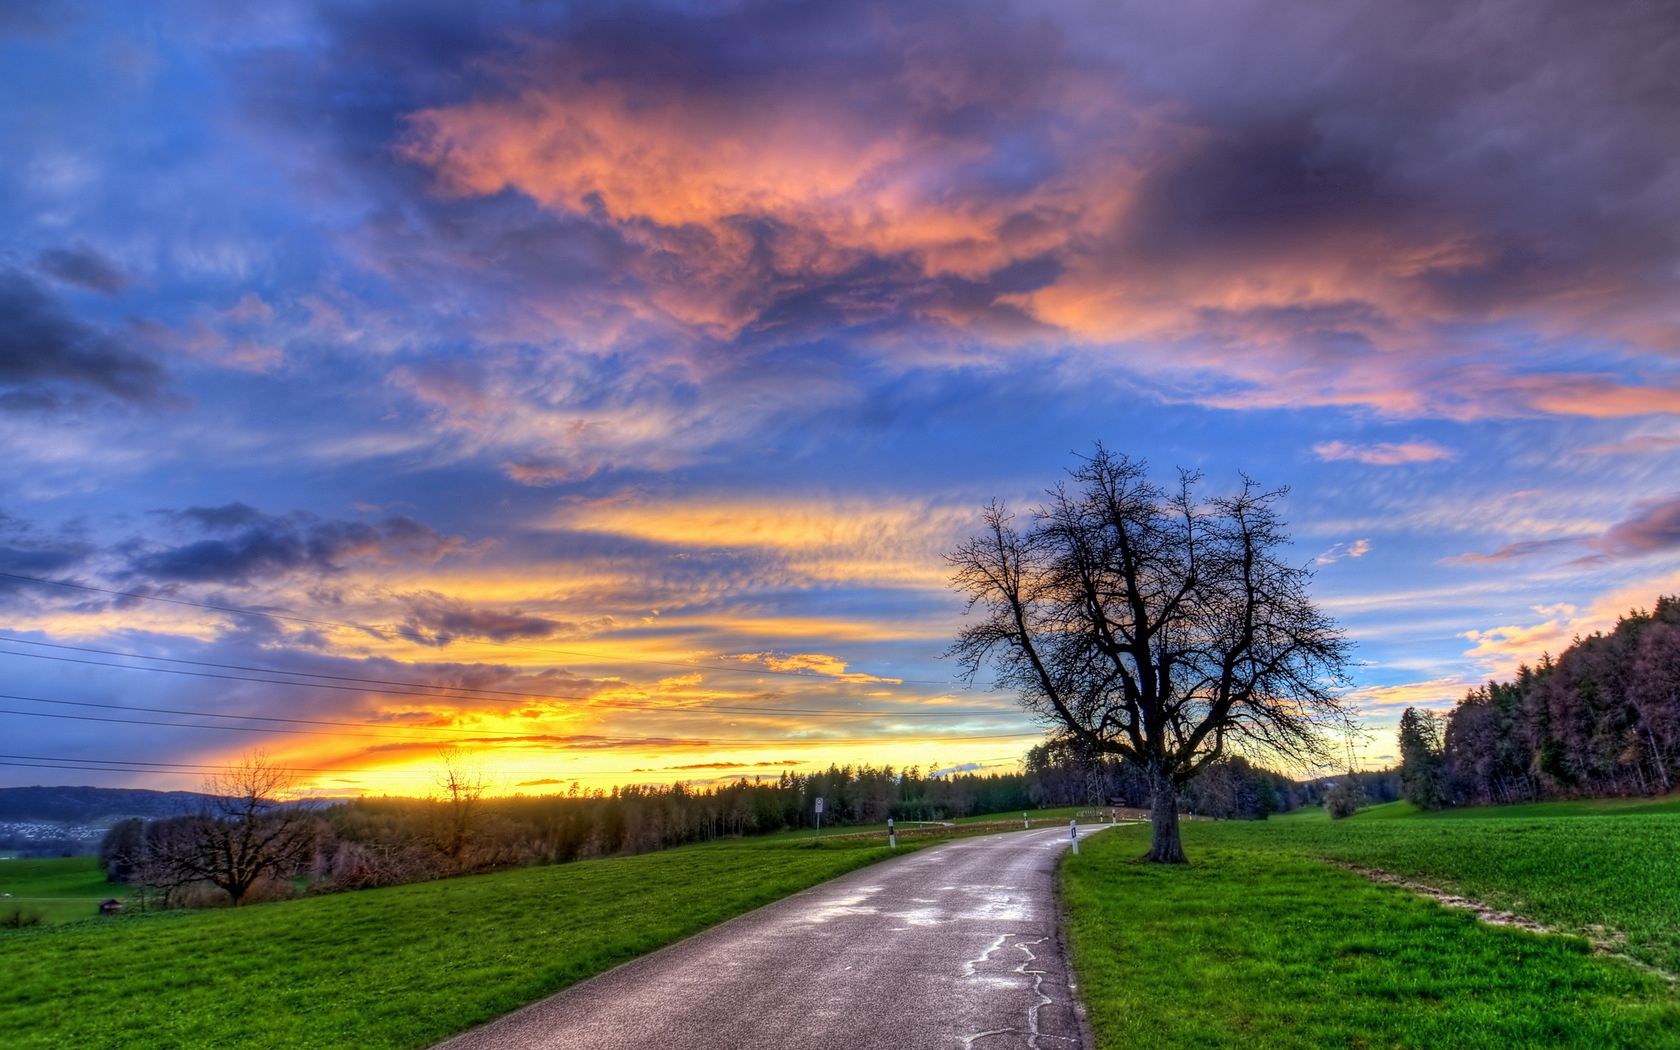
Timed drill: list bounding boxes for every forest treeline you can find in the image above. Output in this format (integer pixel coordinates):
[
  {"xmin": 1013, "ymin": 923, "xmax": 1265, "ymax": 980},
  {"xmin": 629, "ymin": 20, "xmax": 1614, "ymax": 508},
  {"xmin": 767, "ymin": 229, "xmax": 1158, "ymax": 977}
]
[
  {"xmin": 101, "ymin": 744, "xmax": 1332, "ymax": 907},
  {"xmin": 1398, "ymin": 596, "xmax": 1680, "ymax": 808}
]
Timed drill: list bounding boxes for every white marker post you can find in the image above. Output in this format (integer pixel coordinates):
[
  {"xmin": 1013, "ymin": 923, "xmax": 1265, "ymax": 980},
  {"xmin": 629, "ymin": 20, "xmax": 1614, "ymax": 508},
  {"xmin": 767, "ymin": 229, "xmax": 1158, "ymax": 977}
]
[
  {"xmin": 1070, "ymin": 817, "xmax": 1079, "ymax": 856},
  {"xmin": 888, "ymin": 817, "xmax": 896, "ymax": 849},
  {"xmin": 1023, "ymin": 811, "xmax": 1029, "ymax": 830},
  {"xmin": 814, "ymin": 796, "xmax": 825, "ymax": 841}
]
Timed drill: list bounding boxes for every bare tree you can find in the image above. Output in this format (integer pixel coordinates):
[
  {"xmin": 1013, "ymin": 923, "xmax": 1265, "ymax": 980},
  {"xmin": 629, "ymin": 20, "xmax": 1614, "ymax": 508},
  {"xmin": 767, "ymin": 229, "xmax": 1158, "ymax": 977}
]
[
  {"xmin": 948, "ymin": 446, "xmax": 1353, "ymax": 862},
  {"xmin": 434, "ymin": 746, "xmax": 485, "ymax": 863},
  {"xmin": 146, "ymin": 752, "xmax": 315, "ymax": 904}
]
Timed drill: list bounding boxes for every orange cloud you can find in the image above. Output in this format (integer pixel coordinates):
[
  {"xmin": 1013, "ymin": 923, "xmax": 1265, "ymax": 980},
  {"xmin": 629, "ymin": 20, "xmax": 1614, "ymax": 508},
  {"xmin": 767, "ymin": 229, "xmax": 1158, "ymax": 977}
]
[
  {"xmin": 1313, "ymin": 440, "xmax": 1454, "ymax": 465},
  {"xmin": 549, "ymin": 494, "xmax": 973, "ymax": 589},
  {"xmin": 728, "ymin": 651, "xmax": 902, "ymax": 685},
  {"xmin": 1460, "ymin": 574, "xmax": 1680, "ymax": 677},
  {"xmin": 1347, "ymin": 677, "xmax": 1475, "ymax": 710}
]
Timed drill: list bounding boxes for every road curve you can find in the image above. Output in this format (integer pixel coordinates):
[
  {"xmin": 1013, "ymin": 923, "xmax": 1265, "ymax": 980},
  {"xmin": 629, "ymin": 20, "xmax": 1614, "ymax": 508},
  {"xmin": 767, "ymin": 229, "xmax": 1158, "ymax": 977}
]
[{"xmin": 436, "ymin": 824, "xmax": 1110, "ymax": 1050}]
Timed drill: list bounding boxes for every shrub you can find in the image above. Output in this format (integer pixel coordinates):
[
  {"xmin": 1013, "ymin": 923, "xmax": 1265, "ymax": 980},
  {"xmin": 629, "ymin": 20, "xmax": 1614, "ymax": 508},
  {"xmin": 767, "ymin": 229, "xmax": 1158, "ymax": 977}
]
[
  {"xmin": 1, "ymin": 907, "xmax": 44, "ymax": 929},
  {"xmin": 1324, "ymin": 777, "xmax": 1366, "ymax": 820}
]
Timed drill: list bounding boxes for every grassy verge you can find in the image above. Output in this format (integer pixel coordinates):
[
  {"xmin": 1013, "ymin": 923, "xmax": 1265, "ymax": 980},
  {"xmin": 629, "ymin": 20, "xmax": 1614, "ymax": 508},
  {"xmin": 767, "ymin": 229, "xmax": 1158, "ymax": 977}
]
[
  {"xmin": 0, "ymin": 834, "xmax": 918, "ymax": 1049},
  {"xmin": 1064, "ymin": 814, "xmax": 1680, "ymax": 1049}
]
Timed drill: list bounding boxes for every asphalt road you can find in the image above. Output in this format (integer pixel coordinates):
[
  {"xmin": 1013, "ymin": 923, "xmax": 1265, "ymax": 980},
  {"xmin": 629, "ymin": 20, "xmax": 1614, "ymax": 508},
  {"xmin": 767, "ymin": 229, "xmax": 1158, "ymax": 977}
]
[{"xmin": 437, "ymin": 823, "xmax": 1111, "ymax": 1050}]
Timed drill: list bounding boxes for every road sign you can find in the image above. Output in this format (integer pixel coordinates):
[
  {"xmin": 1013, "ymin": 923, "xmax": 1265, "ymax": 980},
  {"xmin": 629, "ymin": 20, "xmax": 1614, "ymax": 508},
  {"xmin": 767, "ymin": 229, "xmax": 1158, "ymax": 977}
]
[{"xmin": 814, "ymin": 797, "xmax": 824, "ymax": 814}]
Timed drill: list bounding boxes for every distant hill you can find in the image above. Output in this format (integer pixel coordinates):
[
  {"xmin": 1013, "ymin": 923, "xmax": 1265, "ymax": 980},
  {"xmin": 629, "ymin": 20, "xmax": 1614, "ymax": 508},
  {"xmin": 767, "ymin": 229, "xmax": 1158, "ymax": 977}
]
[
  {"xmin": 0, "ymin": 785, "xmax": 214, "ymax": 823},
  {"xmin": 0, "ymin": 786, "xmax": 215, "ymax": 856}
]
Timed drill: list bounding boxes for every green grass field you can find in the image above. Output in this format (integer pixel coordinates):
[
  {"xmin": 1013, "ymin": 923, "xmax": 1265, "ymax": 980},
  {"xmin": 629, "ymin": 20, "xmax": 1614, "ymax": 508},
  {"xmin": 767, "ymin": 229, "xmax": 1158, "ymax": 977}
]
[
  {"xmin": 0, "ymin": 855, "xmax": 129, "ymax": 926},
  {"xmin": 1212, "ymin": 800, "xmax": 1680, "ymax": 973},
  {"xmin": 1064, "ymin": 799, "xmax": 1680, "ymax": 1049},
  {"xmin": 0, "ymin": 833, "xmax": 916, "ymax": 1049}
]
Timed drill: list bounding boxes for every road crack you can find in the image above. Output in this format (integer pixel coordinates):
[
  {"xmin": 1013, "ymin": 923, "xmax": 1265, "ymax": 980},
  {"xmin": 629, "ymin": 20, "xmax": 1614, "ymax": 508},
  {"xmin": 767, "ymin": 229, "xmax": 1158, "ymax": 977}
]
[{"xmin": 959, "ymin": 934, "xmax": 1078, "ymax": 1049}]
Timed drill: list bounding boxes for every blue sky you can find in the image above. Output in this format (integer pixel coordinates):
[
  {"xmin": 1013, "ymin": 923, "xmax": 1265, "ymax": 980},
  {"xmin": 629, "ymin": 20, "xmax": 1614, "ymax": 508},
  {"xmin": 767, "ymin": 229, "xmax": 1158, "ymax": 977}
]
[{"xmin": 2, "ymin": 0, "xmax": 1678, "ymax": 793}]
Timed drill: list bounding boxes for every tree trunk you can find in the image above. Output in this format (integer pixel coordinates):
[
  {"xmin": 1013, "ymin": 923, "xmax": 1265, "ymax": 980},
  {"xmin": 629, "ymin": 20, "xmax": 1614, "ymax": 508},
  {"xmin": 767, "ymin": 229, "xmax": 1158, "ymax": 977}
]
[{"xmin": 1145, "ymin": 771, "xmax": 1187, "ymax": 864}]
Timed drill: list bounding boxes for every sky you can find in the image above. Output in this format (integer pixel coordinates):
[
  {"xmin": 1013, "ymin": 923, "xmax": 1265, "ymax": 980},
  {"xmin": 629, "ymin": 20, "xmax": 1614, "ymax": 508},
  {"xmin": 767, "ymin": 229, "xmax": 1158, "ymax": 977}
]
[{"xmin": 2, "ymin": 0, "xmax": 1678, "ymax": 797}]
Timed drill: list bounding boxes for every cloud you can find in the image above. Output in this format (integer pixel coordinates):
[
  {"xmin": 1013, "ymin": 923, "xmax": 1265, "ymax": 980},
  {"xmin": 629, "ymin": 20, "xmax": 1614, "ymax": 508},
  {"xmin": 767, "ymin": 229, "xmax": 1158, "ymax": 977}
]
[
  {"xmin": 0, "ymin": 527, "xmax": 93, "ymax": 596},
  {"xmin": 1587, "ymin": 494, "xmax": 1680, "ymax": 561},
  {"xmin": 1456, "ymin": 579, "xmax": 1680, "ymax": 680},
  {"xmin": 1315, "ymin": 538, "xmax": 1372, "ymax": 565},
  {"xmin": 396, "ymin": 591, "xmax": 563, "ymax": 647},
  {"xmin": 1454, "ymin": 494, "xmax": 1680, "ymax": 567},
  {"xmin": 355, "ymin": 734, "xmax": 718, "ymax": 760},
  {"xmin": 1449, "ymin": 538, "xmax": 1576, "ymax": 564},
  {"xmin": 1577, "ymin": 434, "xmax": 1680, "ymax": 457},
  {"xmin": 0, "ymin": 269, "xmax": 164, "ymax": 408},
  {"xmin": 174, "ymin": 503, "xmax": 267, "ymax": 531},
  {"xmin": 1312, "ymin": 440, "xmax": 1454, "ymax": 466},
  {"xmin": 375, "ymin": 0, "xmax": 1680, "ymax": 424},
  {"xmin": 550, "ymin": 494, "xmax": 971, "ymax": 588},
  {"xmin": 127, "ymin": 507, "xmax": 466, "ymax": 586},
  {"xmin": 1348, "ymin": 677, "xmax": 1478, "ymax": 710},
  {"xmin": 35, "ymin": 244, "xmax": 130, "ymax": 295},
  {"xmin": 728, "ymin": 651, "xmax": 902, "ymax": 685},
  {"xmin": 644, "ymin": 760, "xmax": 799, "ymax": 771}
]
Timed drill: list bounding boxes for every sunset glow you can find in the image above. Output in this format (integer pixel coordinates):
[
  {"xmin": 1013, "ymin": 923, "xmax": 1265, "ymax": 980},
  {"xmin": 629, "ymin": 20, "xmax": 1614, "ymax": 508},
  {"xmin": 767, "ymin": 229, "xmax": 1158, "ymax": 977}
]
[{"xmin": 4, "ymin": 1, "xmax": 1678, "ymax": 795}]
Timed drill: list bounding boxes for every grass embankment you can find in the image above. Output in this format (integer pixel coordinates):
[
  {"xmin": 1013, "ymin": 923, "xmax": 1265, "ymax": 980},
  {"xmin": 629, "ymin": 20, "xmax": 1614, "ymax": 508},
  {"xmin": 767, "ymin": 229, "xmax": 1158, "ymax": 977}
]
[
  {"xmin": 1064, "ymin": 800, "xmax": 1680, "ymax": 1049},
  {"xmin": 0, "ymin": 834, "xmax": 909, "ymax": 1049},
  {"xmin": 0, "ymin": 855, "xmax": 128, "ymax": 926}
]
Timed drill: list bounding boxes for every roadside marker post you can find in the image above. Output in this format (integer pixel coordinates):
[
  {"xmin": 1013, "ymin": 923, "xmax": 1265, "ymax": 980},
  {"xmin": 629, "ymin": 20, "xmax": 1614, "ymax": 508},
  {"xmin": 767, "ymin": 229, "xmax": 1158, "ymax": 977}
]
[
  {"xmin": 1023, "ymin": 811, "xmax": 1029, "ymax": 830},
  {"xmin": 888, "ymin": 817, "xmax": 896, "ymax": 849},
  {"xmin": 1070, "ymin": 818, "xmax": 1079, "ymax": 856}
]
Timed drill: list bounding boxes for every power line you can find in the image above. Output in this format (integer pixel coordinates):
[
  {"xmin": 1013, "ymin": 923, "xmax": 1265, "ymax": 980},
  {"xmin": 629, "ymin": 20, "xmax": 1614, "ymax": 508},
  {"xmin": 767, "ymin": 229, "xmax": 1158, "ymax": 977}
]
[
  {"xmin": 0, "ymin": 634, "xmax": 580, "ymax": 700},
  {"xmin": 0, "ymin": 570, "xmax": 954, "ymax": 685},
  {"xmin": 0, "ymin": 753, "xmax": 816, "ymax": 779},
  {"xmin": 0, "ymin": 699, "xmax": 1043, "ymax": 746},
  {"xmin": 0, "ymin": 691, "xmax": 575, "ymax": 737},
  {"xmin": 0, "ymin": 637, "xmax": 1009, "ymax": 719},
  {"xmin": 0, "ymin": 689, "xmax": 1012, "ymax": 747},
  {"xmin": 0, "ymin": 646, "xmax": 591, "ymax": 708},
  {"xmin": 0, "ymin": 760, "xmax": 811, "ymax": 782},
  {"xmin": 0, "ymin": 751, "xmax": 1026, "ymax": 781},
  {"xmin": 0, "ymin": 704, "xmax": 420, "ymax": 739}
]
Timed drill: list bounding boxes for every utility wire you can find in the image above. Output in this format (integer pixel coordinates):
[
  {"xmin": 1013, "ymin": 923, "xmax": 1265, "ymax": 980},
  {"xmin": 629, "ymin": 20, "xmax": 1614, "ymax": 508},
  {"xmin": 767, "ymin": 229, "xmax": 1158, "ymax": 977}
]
[
  {"xmin": 0, "ymin": 699, "xmax": 1042, "ymax": 746},
  {"xmin": 0, "ymin": 691, "xmax": 581, "ymax": 737},
  {"xmin": 1, "ymin": 691, "xmax": 1019, "ymax": 741},
  {"xmin": 0, "ymin": 634, "xmax": 582, "ymax": 699},
  {"xmin": 0, "ymin": 753, "xmax": 815, "ymax": 779},
  {"xmin": 0, "ymin": 750, "xmax": 1020, "ymax": 779},
  {"xmin": 0, "ymin": 646, "xmax": 585, "ymax": 707},
  {"xmin": 0, "ymin": 638, "xmax": 1008, "ymax": 719},
  {"xmin": 0, "ymin": 571, "xmax": 954, "ymax": 685},
  {"xmin": 0, "ymin": 760, "xmax": 815, "ymax": 781}
]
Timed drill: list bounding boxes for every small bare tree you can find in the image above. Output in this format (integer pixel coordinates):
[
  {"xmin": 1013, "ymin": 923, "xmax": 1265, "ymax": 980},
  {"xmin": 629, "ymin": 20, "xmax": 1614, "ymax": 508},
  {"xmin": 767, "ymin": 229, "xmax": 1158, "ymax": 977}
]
[
  {"xmin": 948, "ymin": 446, "xmax": 1354, "ymax": 863},
  {"xmin": 146, "ymin": 752, "xmax": 315, "ymax": 904},
  {"xmin": 434, "ymin": 746, "xmax": 485, "ymax": 863}
]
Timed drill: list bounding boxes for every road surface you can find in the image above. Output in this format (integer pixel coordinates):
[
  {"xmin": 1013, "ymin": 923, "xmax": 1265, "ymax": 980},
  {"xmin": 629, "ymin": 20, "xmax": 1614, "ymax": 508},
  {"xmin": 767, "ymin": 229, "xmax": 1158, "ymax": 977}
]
[{"xmin": 437, "ymin": 824, "xmax": 1111, "ymax": 1050}]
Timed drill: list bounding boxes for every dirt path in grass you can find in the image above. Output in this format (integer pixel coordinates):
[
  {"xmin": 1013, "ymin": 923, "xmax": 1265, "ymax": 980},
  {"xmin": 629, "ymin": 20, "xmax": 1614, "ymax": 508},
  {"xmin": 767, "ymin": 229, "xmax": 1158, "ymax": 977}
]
[
  {"xmin": 1343, "ymin": 864, "xmax": 1676, "ymax": 983},
  {"xmin": 436, "ymin": 824, "xmax": 1110, "ymax": 1050}
]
